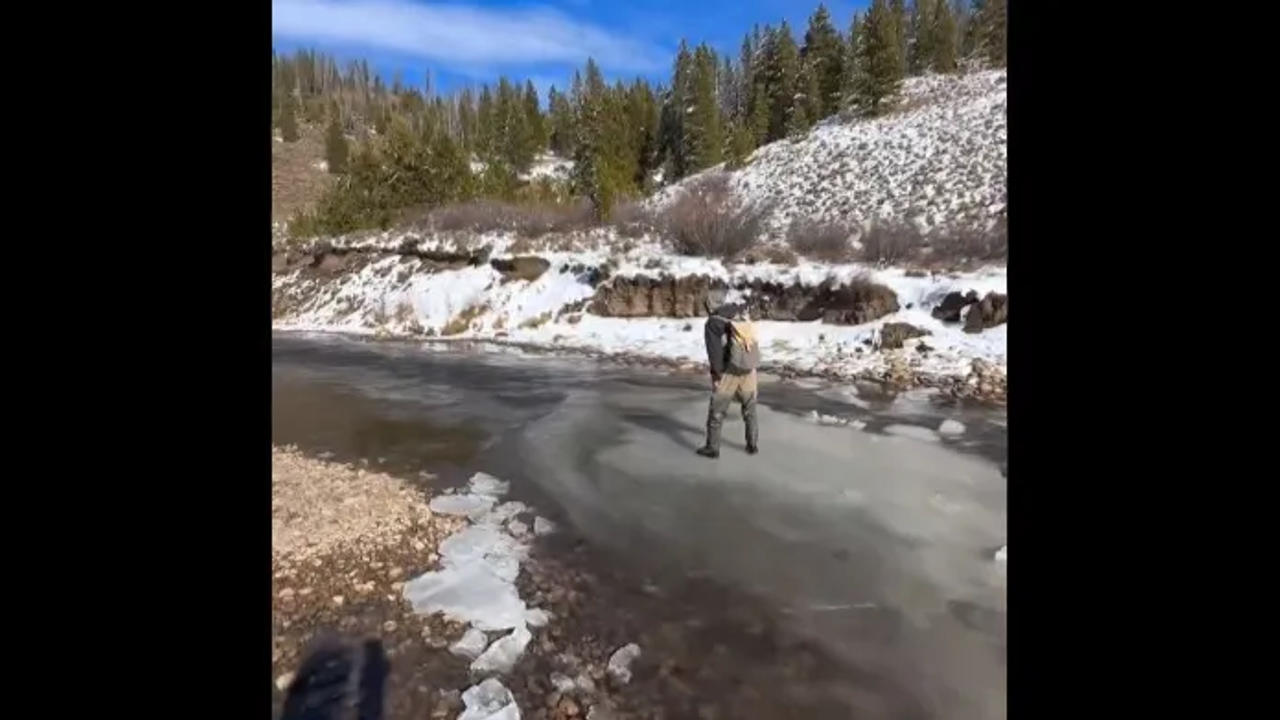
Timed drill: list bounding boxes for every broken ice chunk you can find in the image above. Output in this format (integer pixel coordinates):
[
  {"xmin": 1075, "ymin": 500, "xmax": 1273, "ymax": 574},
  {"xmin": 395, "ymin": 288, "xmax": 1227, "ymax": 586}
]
[
  {"xmin": 938, "ymin": 419, "xmax": 966, "ymax": 436},
  {"xmin": 606, "ymin": 643, "xmax": 641, "ymax": 685},
  {"xmin": 458, "ymin": 678, "xmax": 520, "ymax": 720},
  {"xmin": 469, "ymin": 472, "xmax": 510, "ymax": 498},
  {"xmin": 450, "ymin": 628, "xmax": 490, "ymax": 661},
  {"xmin": 402, "ymin": 562, "xmax": 527, "ymax": 631},
  {"xmin": 430, "ymin": 494, "xmax": 496, "ymax": 518},
  {"xmin": 533, "ymin": 517, "xmax": 556, "ymax": 536},
  {"xmin": 471, "ymin": 626, "xmax": 533, "ymax": 675}
]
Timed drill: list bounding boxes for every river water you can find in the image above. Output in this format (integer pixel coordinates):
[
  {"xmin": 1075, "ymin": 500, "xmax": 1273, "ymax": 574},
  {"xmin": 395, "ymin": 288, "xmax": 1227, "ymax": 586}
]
[{"xmin": 273, "ymin": 332, "xmax": 1007, "ymax": 719}]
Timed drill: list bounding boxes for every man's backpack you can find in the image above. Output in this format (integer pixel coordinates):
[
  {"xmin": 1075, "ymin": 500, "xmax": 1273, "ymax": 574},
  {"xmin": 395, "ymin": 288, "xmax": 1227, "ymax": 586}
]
[{"xmin": 726, "ymin": 319, "xmax": 760, "ymax": 373}]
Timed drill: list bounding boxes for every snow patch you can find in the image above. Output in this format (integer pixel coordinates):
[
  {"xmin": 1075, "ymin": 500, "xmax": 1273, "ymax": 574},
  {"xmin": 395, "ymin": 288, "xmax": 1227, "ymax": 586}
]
[{"xmin": 938, "ymin": 419, "xmax": 967, "ymax": 436}]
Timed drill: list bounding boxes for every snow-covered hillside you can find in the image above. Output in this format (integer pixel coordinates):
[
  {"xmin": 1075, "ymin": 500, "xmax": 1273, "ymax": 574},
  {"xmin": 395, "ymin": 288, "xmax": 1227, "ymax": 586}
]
[{"xmin": 655, "ymin": 70, "xmax": 1007, "ymax": 237}]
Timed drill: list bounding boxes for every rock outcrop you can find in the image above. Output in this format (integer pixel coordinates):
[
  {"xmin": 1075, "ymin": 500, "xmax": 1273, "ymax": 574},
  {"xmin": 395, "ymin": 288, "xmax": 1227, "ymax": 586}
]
[
  {"xmin": 879, "ymin": 322, "xmax": 930, "ymax": 349},
  {"xmin": 589, "ymin": 275, "xmax": 900, "ymax": 326},
  {"xmin": 931, "ymin": 290, "xmax": 980, "ymax": 322},
  {"xmin": 963, "ymin": 292, "xmax": 1007, "ymax": 333},
  {"xmin": 490, "ymin": 256, "xmax": 551, "ymax": 282}
]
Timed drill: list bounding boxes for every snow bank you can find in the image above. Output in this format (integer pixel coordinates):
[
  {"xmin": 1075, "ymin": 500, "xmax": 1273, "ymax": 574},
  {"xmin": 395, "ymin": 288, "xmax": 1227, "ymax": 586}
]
[{"xmin": 275, "ymin": 242, "xmax": 1007, "ymax": 384}]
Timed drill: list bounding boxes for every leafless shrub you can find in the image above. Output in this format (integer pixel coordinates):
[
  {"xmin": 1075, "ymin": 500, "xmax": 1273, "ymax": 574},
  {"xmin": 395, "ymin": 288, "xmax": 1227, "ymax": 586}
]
[
  {"xmin": 656, "ymin": 173, "xmax": 768, "ymax": 258},
  {"xmin": 927, "ymin": 218, "xmax": 1008, "ymax": 264},
  {"xmin": 786, "ymin": 217, "xmax": 856, "ymax": 261},
  {"xmin": 610, "ymin": 200, "xmax": 656, "ymax": 238},
  {"xmin": 858, "ymin": 221, "xmax": 927, "ymax": 264}
]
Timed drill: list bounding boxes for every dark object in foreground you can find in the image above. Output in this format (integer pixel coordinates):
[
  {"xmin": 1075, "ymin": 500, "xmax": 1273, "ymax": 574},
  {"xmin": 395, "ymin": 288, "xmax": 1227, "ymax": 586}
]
[{"xmin": 281, "ymin": 637, "xmax": 388, "ymax": 720}]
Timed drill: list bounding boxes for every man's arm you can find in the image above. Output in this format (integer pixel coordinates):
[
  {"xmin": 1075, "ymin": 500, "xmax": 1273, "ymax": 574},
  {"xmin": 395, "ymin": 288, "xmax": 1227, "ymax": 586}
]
[{"xmin": 704, "ymin": 314, "xmax": 727, "ymax": 381}]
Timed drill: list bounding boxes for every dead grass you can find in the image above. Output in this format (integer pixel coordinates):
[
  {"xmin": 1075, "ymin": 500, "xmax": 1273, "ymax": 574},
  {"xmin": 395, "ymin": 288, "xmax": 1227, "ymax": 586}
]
[
  {"xmin": 786, "ymin": 217, "xmax": 856, "ymax": 261},
  {"xmin": 417, "ymin": 198, "xmax": 596, "ymax": 239},
  {"xmin": 519, "ymin": 312, "xmax": 553, "ymax": 330},
  {"xmin": 440, "ymin": 303, "xmax": 487, "ymax": 336},
  {"xmin": 610, "ymin": 201, "xmax": 656, "ymax": 238}
]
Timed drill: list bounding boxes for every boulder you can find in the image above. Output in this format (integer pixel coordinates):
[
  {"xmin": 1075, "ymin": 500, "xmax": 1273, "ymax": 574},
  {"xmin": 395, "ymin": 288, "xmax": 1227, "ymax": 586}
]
[
  {"xmin": 880, "ymin": 322, "xmax": 930, "ymax": 349},
  {"xmin": 813, "ymin": 280, "xmax": 899, "ymax": 325},
  {"xmin": 931, "ymin": 290, "xmax": 980, "ymax": 322},
  {"xmin": 491, "ymin": 256, "xmax": 551, "ymax": 282},
  {"xmin": 963, "ymin": 292, "xmax": 1008, "ymax": 333}
]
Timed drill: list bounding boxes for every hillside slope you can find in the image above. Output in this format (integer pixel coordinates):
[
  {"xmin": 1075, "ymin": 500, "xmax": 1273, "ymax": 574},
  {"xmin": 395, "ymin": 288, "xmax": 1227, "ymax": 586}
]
[
  {"xmin": 272, "ymin": 125, "xmax": 335, "ymax": 223},
  {"xmin": 655, "ymin": 69, "xmax": 1007, "ymax": 237}
]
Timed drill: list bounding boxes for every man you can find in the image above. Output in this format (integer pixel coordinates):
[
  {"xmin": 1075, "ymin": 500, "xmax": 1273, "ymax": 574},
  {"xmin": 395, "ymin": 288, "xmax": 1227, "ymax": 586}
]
[{"xmin": 697, "ymin": 297, "xmax": 760, "ymax": 458}]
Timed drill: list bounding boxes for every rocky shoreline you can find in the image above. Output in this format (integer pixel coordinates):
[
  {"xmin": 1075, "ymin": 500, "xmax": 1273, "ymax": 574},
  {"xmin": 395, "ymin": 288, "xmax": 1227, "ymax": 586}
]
[{"xmin": 272, "ymin": 447, "xmax": 888, "ymax": 719}]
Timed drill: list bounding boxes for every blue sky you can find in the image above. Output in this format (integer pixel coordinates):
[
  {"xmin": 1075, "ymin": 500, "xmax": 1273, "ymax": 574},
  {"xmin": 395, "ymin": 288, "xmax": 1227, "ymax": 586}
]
[{"xmin": 272, "ymin": 0, "xmax": 867, "ymax": 102}]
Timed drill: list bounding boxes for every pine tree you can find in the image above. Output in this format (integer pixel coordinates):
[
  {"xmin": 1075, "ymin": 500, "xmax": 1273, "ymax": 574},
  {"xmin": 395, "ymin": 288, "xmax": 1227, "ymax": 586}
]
[
  {"xmin": 891, "ymin": 0, "xmax": 909, "ymax": 68},
  {"xmin": 855, "ymin": 0, "xmax": 905, "ymax": 114},
  {"xmin": 522, "ymin": 80, "xmax": 546, "ymax": 157},
  {"xmin": 627, "ymin": 79, "xmax": 660, "ymax": 190},
  {"xmin": 685, "ymin": 44, "xmax": 724, "ymax": 172},
  {"xmin": 791, "ymin": 62, "xmax": 820, "ymax": 137},
  {"xmin": 787, "ymin": 96, "xmax": 810, "ymax": 139},
  {"xmin": 748, "ymin": 77, "xmax": 770, "ymax": 146},
  {"xmin": 932, "ymin": 0, "xmax": 959, "ymax": 73},
  {"xmin": 280, "ymin": 96, "xmax": 300, "ymax": 142},
  {"xmin": 662, "ymin": 41, "xmax": 695, "ymax": 179},
  {"xmin": 972, "ymin": 0, "xmax": 1006, "ymax": 66},
  {"xmin": 910, "ymin": 0, "xmax": 937, "ymax": 74},
  {"xmin": 547, "ymin": 87, "xmax": 575, "ymax": 156},
  {"xmin": 325, "ymin": 108, "xmax": 348, "ymax": 173},
  {"xmin": 764, "ymin": 22, "xmax": 800, "ymax": 143},
  {"xmin": 719, "ymin": 55, "xmax": 737, "ymax": 121},
  {"xmin": 953, "ymin": 0, "xmax": 975, "ymax": 58},
  {"xmin": 843, "ymin": 11, "xmax": 863, "ymax": 103},
  {"xmin": 739, "ymin": 33, "xmax": 756, "ymax": 120},
  {"xmin": 573, "ymin": 59, "xmax": 619, "ymax": 219},
  {"xmin": 476, "ymin": 85, "xmax": 495, "ymax": 161},
  {"xmin": 802, "ymin": 3, "xmax": 846, "ymax": 119},
  {"xmin": 725, "ymin": 121, "xmax": 755, "ymax": 169}
]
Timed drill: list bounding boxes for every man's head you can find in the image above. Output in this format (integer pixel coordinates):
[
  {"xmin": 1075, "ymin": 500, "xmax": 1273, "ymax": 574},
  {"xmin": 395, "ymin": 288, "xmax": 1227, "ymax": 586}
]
[{"xmin": 702, "ymin": 288, "xmax": 728, "ymax": 316}]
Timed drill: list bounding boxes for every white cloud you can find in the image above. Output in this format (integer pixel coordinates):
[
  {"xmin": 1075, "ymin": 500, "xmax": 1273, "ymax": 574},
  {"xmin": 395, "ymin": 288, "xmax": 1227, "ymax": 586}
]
[{"xmin": 272, "ymin": 0, "xmax": 666, "ymax": 73}]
